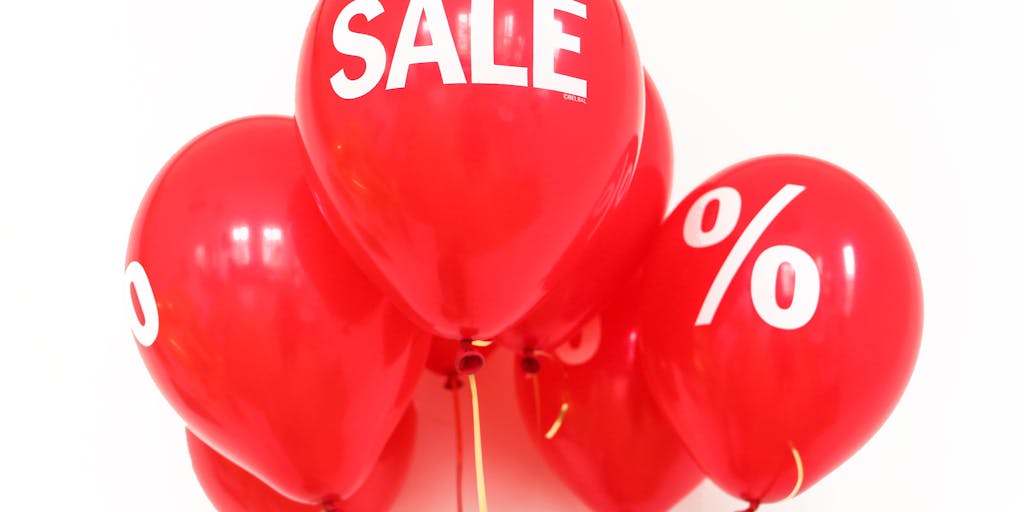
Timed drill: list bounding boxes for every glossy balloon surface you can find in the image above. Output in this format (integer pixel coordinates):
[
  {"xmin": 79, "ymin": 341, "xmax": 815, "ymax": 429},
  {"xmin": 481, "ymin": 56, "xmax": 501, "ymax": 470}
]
[
  {"xmin": 497, "ymin": 71, "xmax": 671, "ymax": 351},
  {"xmin": 187, "ymin": 408, "xmax": 417, "ymax": 512},
  {"xmin": 297, "ymin": 0, "xmax": 645, "ymax": 340},
  {"xmin": 637, "ymin": 155, "xmax": 923, "ymax": 504},
  {"xmin": 514, "ymin": 279, "xmax": 704, "ymax": 512},
  {"xmin": 125, "ymin": 116, "xmax": 429, "ymax": 503}
]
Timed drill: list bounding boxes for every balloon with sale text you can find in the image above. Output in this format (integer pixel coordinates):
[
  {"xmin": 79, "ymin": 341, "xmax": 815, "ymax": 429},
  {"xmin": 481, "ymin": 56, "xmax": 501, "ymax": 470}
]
[
  {"xmin": 296, "ymin": 0, "xmax": 645, "ymax": 341},
  {"xmin": 124, "ymin": 116, "xmax": 430, "ymax": 506},
  {"xmin": 637, "ymin": 155, "xmax": 923, "ymax": 507}
]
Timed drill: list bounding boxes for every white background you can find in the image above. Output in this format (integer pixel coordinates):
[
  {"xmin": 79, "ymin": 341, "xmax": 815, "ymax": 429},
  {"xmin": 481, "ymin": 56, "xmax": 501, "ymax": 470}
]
[{"xmin": 0, "ymin": 0, "xmax": 1019, "ymax": 510}]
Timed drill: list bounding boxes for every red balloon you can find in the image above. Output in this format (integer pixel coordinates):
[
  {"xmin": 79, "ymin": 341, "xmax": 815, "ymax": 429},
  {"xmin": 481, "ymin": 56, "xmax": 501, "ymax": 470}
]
[
  {"xmin": 187, "ymin": 407, "xmax": 417, "ymax": 512},
  {"xmin": 496, "ymin": 71, "xmax": 672, "ymax": 352},
  {"xmin": 637, "ymin": 156, "xmax": 923, "ymax": 507},
  {"xmin": 124, "ymin": 116, "xmax": 430, "ymax": 504},
  {"xmin": 296, "ymin": 0, "xmax": 645, "ymax": 340},
  {"xmin": 513, "ymin": 279, "xmax": 704, "ymax": 512}
]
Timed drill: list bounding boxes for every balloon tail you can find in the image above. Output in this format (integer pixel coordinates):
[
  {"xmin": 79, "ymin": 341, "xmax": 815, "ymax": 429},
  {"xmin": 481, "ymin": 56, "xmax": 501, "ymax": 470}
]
[
  {"xmin": 738, "ymin": 501, "xmax": 761, "ymax": 512},
  {"xmin": 783, "ymin": 443, "xmax": 805, "ymax": 501},
  {"xmin": 520, "ymin": 351, "xmax": 542, "ymax": 374},
  {"xmin": 447, "ymin": 375, "xmax": 465, "ymax": 512},
  {"xmin": 467, "ymin": 374, "xmax": 488, "ymax": 512},
  {"xmin": 456, "ymin": 339, "xmax": 486, "ymax": 376}
]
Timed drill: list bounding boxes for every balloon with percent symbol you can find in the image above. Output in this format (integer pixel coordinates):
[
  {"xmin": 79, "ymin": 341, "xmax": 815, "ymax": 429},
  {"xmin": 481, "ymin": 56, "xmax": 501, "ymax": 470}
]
[
  {"xmin": 496, "ymin": 70, "xmax": 673, "ymax": 353},
  {"xmin": 513, "ymin": 276, "xmax": 704, "ymax": 512},
  {"xmin": 636, "ymin": 155, "xmax": 923, "ymax": 508},
  {"xmin": 124, "ymin": 116, "xmax": 430, "ymax": 505},
  {"xmin": 187, "ymin": 407, "xmax": 417, "ymax": 512},
  {"xmin": 296, "ymin": 0, "xmax": 645, "ymax": 341}
]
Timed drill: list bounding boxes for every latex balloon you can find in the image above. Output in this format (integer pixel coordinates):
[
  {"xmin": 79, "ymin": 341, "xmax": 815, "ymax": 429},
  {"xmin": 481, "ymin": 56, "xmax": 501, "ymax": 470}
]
[
  {"xmin": 513, "ymin": 277, "xmax": 703, "ymax": 512},
  {"xmin": 637, "ymin": 155, "xmax": 923, "ymax": 508},
  {"xmin": 496, "ymin": 71, "xmax": 672, "ymax": 352},
  {"xmin": 296, "ymin": 0, "xmax": 645, "ymax": 341},
  {"xmin": 187, "ymin": 408, "xmax": 417, "ymax": 512},
  {"xmin": 124, "ymin": 116, "xmax": 430, "ymax": 505}
]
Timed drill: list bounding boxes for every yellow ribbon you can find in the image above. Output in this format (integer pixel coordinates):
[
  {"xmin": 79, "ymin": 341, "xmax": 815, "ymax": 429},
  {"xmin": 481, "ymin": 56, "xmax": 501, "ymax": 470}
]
[
  {"xmin": 467, "ymin": 375, "xmax": 488, "ymax": 512},
  {"xmin": 531, "ymin": 350, "xmax": 570, "ymax": 440},
  {"xmin": 544, "ymin": 402, "xmax": 569, "ymax": 440},
  {"xmin": 783, "ymin": 443, "xmax": 805, "ymax": 501}
]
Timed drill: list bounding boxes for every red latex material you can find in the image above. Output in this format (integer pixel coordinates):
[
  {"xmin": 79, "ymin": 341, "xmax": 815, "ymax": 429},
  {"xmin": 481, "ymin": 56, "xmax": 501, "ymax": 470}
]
[
  {"xmin": 496, "ymin": 71, "xmax": 672, "ymax": 352},
  {"xmin": 296, "ymin": 0, "xmax": 644, "ymax": 340},
  {"xmin": 637, "ymin": 155, "xmax": 923, "ymax": 504},
  {"xmin": 187, "ymin": 408, "xmax": 417, "ymax": 512},
  {"xmin": 513, "ymin": 279, "xmax": 704, "ymax": 512},
  {"xmin": 125, "ymin": 116, "xmax": 430, "ymax": 503}
]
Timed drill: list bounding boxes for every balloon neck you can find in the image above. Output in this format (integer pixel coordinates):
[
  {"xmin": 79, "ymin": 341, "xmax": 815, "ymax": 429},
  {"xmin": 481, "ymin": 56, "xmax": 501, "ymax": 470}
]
[
  {"xmin": 520, "ymin": 351, "xmax": 542, "ymax": 375},
  {"xmin": 738, "ymin": 500, "xmax": 761, "ymax": 512},
  {"xmin": 456, "ymin": 339, "xmax": 485, "ymax": 376},
  {"xmin": 445, "ymin": 373, "xmax": 464, "ymax": 390},
  {"xmin": 321, "ymin": 497, "xmax": 342, "ymax": 512}
]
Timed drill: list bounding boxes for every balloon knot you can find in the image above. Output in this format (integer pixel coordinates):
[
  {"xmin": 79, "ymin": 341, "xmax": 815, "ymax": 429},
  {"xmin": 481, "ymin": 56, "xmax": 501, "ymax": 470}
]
[
  {"xmin": 520, "ymin": 352, "xmax": 542, "ymax": 375},
  {"xmin": 445, "ymin": 374, "xmax": 464, "ymax": 390},
  {"xmin": 321, "ymin": 496, "xmax": 342, "ymax": 512},
  {"xmin": 456, "ymin": 339, "xmax": 485, "ymax": 376},
  {"xmin": 738, "ymin": 500, "xmax": 761, "ymax": 512}
]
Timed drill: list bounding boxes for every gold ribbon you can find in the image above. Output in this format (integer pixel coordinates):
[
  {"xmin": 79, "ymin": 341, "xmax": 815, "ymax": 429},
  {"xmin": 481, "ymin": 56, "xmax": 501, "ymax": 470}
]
[
  {"xmin": 544, "ymin": 402, "xmax": 569, "ymax": 440},
  {"xmin": 467, "ymin": 375, "xmax": 488, "ymax": 512},
  {"xmin": 529, "ymin": 350, "xmax": 570, "ymax": 440},
  {"xmin": 783, "ymin": 443, "xmax": 805, "ymax": 501}
]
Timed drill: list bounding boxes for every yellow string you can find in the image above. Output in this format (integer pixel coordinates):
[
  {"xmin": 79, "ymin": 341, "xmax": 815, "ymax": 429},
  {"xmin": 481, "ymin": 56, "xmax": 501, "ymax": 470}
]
[
  {"xmin": 471, "ymin": 340, "xmax": 493, "ymax": 348},
  {"xmin": 782, "ymin": 443, "xmax": 805, "ymax": 501},
  {"xmin": 449, "ymin": 376, "xmax": 465, "ymax": 512},
  {"xmin": 467, "ymin": 375, "xmax": 488, "ymax": 512},
  {"xmin": 532, "ymin": 349, "xmax": 555, "ymax": 360},
  {"xmin": 531, "ymin": 374, "xmax": 542, "ymax": 433},
  {"xmin": 530, "ymin": 350, "xmax": 570, "ymax": 440}
]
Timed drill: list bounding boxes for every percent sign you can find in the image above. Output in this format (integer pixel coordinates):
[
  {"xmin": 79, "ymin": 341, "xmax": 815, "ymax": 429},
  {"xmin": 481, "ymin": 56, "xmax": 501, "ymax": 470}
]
[{"xmin": 682, "ymin": 185, "xmax": 821, "ymax": 330}]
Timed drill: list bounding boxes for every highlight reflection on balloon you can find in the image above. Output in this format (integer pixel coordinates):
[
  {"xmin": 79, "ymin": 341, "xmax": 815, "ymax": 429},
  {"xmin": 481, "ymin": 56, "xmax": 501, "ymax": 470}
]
[
  {"xmin": 126, "ymin": 115, "xmax": 430, "ymax": 504},
  {"xmin": 297, "ymin": 0, "xmax": 646, "ymax": 340}
]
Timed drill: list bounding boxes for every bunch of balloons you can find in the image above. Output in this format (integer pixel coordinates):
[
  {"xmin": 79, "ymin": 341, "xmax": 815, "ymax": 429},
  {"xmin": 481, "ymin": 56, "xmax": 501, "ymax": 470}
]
[{"xmin": 124, "ymin": 1, "xmax": 923, "ymax": 511}]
